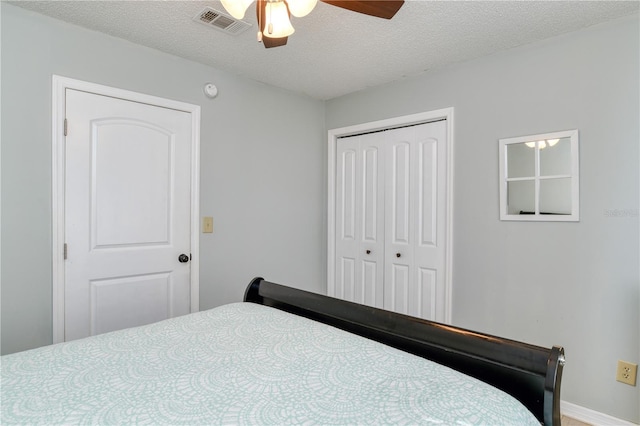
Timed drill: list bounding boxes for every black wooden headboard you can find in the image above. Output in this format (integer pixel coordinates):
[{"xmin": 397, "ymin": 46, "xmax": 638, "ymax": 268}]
[{"xmin": 244, "ymin": 277, "xmax": 565, "ymax": 426}]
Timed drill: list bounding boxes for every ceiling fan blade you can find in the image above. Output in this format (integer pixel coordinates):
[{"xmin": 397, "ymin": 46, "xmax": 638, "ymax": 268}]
[
  {"xmin": 256, "ymin": 0, "xmax": 289, "ymax": 48},
  {"xmin": 321, "ymin": 0, "xmax": 404, "ymax": 19}
]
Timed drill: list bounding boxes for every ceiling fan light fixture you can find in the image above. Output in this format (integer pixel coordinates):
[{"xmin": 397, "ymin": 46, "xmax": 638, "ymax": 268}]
[
  {"xmin": 263, "ymin": 1, "xmax": 295, "ymax": 38},
  {"xmin": 220, "ymin": 0, "xmax": 255, "ymax": 19},
  {"xmin": 525, "ymin": 139, "xmax": 560, "ymax": 149},
  {"xmin": 286, "ymin": 0, "xmax": 318, "ymax": 17}
]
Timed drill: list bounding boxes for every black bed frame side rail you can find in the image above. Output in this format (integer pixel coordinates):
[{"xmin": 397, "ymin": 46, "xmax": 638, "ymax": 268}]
[{"xmin": 244, "ymin": 277, "xmax": 565, "ymax": 426}]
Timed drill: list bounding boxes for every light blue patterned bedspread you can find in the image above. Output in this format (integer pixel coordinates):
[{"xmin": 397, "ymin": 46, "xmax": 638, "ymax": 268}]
[{"xmin": 1, "ymin": 303, "xmax": 540, "ymax": 425}]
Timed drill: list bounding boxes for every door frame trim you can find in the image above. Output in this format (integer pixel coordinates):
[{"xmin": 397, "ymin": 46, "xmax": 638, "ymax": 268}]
[
  {"xmin": 52, "ymin": 75, "xmax": 201, "ymax": 343},
  {"xmin": 327, "ymin": 108, "xmax": 454, "ymax": 324}
]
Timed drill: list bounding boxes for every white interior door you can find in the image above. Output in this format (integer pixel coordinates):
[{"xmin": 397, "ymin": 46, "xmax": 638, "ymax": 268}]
[{"xmin": 64, "ymin": 88, "xmax": 193, "ymax": 341}]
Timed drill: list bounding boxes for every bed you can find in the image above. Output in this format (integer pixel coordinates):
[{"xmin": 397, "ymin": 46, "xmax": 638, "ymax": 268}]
[{"xmin": 1, "ymin": 277, "xmax": 565, "ymax": 425}]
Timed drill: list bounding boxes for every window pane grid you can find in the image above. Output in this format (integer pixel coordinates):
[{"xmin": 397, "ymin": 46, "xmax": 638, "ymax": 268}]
[{"xmin": 499, "ymin": 130, "xmax": 578, "ymax": 221}]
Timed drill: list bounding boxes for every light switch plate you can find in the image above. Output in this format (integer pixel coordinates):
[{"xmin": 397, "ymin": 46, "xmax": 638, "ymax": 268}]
[{"xmin": 202, "ymin": 217, "xmax": 213, "ymax": 233}]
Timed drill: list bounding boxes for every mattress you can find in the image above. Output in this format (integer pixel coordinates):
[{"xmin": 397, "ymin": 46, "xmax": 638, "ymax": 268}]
[{"xmin": 1, "ymin": 302, "xmax": 540, "ymax": 425}]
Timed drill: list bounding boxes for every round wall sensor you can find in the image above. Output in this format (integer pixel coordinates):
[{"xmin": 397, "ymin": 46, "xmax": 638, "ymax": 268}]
[{"xmin": 203, "ymin": 83, "xmax": 218, "ymax": 99}]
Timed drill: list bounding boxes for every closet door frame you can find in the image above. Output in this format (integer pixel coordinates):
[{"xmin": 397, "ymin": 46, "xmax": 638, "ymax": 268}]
[{"xmin": 327, "ymin": 108, "xmax": 454, "ymax": 324}]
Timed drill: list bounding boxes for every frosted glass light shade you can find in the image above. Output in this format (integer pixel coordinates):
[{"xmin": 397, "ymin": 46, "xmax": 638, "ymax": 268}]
[
  {"xmin": 221, "ymin": 0, "xmax": 254, "ymax": 19},
  {"xmin": 263, "ymin": 1, "xmax": 295, "ymax": 38},
  {"xmin": 287, "ymin": 0, "xmax": 318, "ymax": 17},
  {"xmin": 525, "ymin": 139, "xmax": 560, "ymax": 149}
]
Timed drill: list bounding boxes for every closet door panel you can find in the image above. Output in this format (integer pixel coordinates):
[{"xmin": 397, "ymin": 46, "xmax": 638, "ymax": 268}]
[
  {"xmin": 335, "ymin": 138, "xmax": 359, "ymax": 301},
  {"xmin": 389, "ymin": 141, "xmax": 411, "ymax": 245},
  {"xmin": 413, "ymin": 121, "xmax": 448, "ymax": 322},
  {"xmin": 418, "ymin": 138, "xmax": 438, "ymax": 247},
  {"xmin": 337, "ymin": 257, "xmax": 356, "ymax": 301},
  {"xmin": 411, "ymin": 267, "xmax": 437, "ymax": 319},
  {"xmin": 361, "ymin": 260, "xmax": 379, "ymax": 307},
  {"xmin": 362, "ymin": 146, "xmax": 380, "ymax": 242},
  {"xmin": 384, "ymin": 122, "xmax": 446, "ymax": 321},
  {"xmin": 360, "ymin": 136, "xmax": 385, "ymax": 308},
  {"xmin": 384, "ymin": 130, "xmax": 415, "ymax": 315},
  {"xmin": 338, "ymin": 148, "xmax": 357, "ymax": 242},
  {"xmin": 385, "ymin": 263, "xmax": 410, "ymax": 314},
  {"xmin": 335, "ymin": 134, "xmax": 385, "ymax": 308}
]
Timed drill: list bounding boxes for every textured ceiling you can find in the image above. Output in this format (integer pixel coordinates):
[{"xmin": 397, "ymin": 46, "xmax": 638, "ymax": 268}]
[{"xmin": 9, "ymin": 0, "xmax": 639, "ymax": 100}]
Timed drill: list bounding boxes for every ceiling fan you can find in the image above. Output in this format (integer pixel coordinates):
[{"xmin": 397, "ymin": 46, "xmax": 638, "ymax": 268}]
[{"xmin": 220, "ymin": 0, "xmax": 405, "ymax": 48}]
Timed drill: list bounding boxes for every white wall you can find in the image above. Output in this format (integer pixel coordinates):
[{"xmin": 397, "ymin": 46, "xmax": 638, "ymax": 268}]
[
  {"xmin": 326, "ymin": 14, "xmax": 639, "ymax": 423},
  {"xmin": 0, "ymin": 3, "xmax": 326, "ymax": 354}
]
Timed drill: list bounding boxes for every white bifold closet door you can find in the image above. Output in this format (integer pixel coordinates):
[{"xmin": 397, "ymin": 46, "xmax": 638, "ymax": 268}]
[
  {"xmin": 335, "ymin": 131, "xmax": 386, "ymax": 308},
  {"xmin": 334, "ymin": 120, "xmax": 447, "ymax": 321}
]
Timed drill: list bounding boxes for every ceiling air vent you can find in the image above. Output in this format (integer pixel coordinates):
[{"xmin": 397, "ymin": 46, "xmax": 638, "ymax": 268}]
[{"xmin": 193, "ymin": 7, "xmax": 252, "ymax": 35}]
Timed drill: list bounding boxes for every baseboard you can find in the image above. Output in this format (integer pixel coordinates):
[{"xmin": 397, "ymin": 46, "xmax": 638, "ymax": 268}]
[{"xmin": 562, "ymin": 401, "xmax": 638, "ymax": 426}]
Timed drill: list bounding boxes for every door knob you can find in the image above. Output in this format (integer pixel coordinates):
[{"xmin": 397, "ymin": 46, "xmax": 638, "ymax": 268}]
[
  {"xmin": 366, "ymin": 250, "xmax": 371, "ymax": 255},
  {"xmin": 178, "ymin": 253, "xmax": 190, "ymax": 263},
  {"xmin": 396, "ymin": 253, "xmax": 401, "ymax": 258}
]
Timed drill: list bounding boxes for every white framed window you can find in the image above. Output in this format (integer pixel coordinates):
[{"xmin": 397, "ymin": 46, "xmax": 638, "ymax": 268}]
[{"xmin": 499, "ymin": 129, "xmax": 579, "ymax": 221}]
